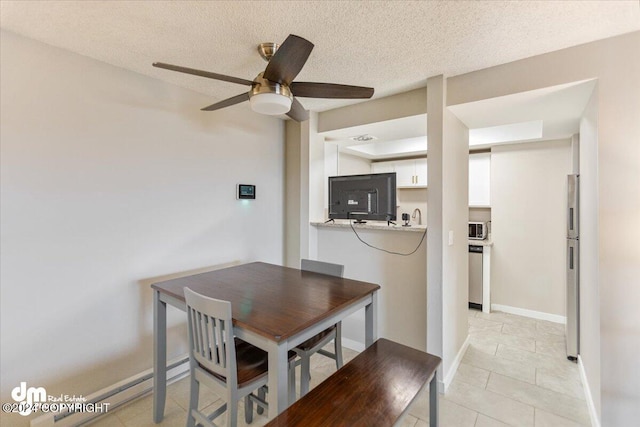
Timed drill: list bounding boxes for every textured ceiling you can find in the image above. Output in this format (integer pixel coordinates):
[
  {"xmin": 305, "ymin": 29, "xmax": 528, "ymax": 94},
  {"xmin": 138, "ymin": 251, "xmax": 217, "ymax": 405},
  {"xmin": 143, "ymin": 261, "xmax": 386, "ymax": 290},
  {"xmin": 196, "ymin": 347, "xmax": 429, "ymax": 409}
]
[{"xmin": 1, "ymin": 1, "xmax": 639, "ymax": 113}]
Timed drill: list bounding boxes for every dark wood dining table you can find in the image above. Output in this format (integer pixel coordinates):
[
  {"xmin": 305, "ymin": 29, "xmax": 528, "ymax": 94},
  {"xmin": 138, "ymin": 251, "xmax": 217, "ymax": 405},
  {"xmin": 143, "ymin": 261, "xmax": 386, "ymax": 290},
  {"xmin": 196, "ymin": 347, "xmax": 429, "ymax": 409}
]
[{"xmin": 151, "ymin": 262, "xmax": 380, "ymax": 422}]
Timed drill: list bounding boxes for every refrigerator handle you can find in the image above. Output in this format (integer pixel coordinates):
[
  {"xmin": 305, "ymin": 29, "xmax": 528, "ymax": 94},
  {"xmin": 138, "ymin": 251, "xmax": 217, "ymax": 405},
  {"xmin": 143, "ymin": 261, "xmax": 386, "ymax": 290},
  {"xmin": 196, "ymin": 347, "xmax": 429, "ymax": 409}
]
[
  {"xmin": 569, "ymin": 246, "xmax": 574, "ymax": 270},
  {"xmin": 569, "ymin": 208, "xmax": 574, "ymax": 231}
]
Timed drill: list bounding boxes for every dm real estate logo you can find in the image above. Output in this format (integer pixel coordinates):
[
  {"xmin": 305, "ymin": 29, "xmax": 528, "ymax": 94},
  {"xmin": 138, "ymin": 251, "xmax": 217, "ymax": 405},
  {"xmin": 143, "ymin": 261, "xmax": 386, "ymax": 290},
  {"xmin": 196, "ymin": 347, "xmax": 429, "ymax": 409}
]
[
  {"xmin": 11, "ymin": 382, "xmax": 46, "ymax": 416},
  {"xmin": 5, "ymin": 382, "xmax": 107, "ymax": 417}
]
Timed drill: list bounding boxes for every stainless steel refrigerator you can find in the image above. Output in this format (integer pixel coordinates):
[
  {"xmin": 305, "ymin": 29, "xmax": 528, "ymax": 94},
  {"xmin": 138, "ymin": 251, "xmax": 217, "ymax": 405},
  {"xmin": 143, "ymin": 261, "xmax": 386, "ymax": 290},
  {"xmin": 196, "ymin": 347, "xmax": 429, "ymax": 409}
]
[{"xmin": 566, "ymin": 174, "xmax": 580, "ymax": 361}]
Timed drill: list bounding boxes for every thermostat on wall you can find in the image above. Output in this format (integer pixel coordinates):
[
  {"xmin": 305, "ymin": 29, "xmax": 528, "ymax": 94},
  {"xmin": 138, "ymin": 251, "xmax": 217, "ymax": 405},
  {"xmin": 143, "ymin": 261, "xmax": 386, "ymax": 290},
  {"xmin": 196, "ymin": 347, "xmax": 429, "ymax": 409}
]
[{"xmin": 237, "ymin": 184, "xmax": 256, "ymax": 200}]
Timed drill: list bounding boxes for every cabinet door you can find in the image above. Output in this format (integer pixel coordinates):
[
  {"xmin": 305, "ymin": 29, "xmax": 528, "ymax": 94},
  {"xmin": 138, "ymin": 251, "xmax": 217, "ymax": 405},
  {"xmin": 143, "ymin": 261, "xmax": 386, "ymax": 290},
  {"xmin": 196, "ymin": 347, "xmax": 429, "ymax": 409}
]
[
  {"xmin": 469, "ymin": 153, "xmax": 491, "ymax": 206},
  {"xmin": 371, "ymin": 161, "xmax": 395, "ymax": 174},
  {"xmin": 394, "ymin": 159, "xmax": 416, "ymax": 187},
  {"xmin": 414, "ymin": 158, "xmax": 428, "ymax": 187}
]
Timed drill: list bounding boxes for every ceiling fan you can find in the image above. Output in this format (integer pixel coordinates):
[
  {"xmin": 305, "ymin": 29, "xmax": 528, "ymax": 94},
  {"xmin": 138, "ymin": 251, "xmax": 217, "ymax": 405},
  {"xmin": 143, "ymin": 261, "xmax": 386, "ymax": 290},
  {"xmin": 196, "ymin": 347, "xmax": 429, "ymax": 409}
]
[{"xmin": 152, "ymin": 34, "xmax": 374, "ymax": 122}]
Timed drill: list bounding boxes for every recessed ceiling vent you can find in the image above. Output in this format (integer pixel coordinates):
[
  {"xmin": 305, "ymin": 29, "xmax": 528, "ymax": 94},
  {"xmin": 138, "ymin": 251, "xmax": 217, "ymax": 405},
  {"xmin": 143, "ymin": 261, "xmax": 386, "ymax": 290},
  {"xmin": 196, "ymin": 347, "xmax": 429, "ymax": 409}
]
[{"xmin": 350, "ymin": 134, "xmax": 377, "ymax": 142}]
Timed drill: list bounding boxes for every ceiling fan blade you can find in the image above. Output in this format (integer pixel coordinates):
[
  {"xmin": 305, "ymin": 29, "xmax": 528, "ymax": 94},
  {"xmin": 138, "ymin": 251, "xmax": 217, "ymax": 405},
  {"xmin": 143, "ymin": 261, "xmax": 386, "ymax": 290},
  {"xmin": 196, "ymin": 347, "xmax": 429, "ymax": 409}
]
[
  {"xmin": 286, "ymin": 97, "xmax": 309, "ymax": 122},
  {"xmin": 153, "ymin": 62, "xmax": 254, "ymax": 86},
  {"xmin": 201, "ymin": 92, "xmax": 250, "ymax": 111},
  {"xmin": 291, "ymin": 82, "xmax": 374, "ymax": 99},
  {"xmin": 263, "ymin": 35, "xmax": 314, "ymax": 85}
]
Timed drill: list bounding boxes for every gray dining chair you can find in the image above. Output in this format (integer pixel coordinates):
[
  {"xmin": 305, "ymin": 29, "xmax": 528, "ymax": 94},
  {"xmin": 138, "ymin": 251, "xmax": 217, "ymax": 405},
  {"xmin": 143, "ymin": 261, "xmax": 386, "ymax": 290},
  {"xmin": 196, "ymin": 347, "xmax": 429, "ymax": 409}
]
[
  {"xmin": 294, "ymin": 259, "xmax": 345, "ymax": 396},
  {"xmin": 184, "ymin": 288, "xmax": 295, "ymax": 427}
]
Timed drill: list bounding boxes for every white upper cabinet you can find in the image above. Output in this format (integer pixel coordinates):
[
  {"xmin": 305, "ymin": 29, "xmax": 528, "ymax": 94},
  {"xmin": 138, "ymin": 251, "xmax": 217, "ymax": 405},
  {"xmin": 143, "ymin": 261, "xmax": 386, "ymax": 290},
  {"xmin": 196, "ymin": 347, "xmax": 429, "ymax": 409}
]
[
  {"xmin": 469, "ymin": 153, "xmax": 491, "ymax": 206},
  {"xmin": 372, "ymin": 159, "xmax": 427, "ymax": 188},
  {"xmin": 394, "ymin": 159, "xmax": 416, "ymax": 187},
  {"xmin": 372, "ymin": 154, "xmax": 488, "ymax": 202},
  {"xmin": 414, "ymin": 158, "xmax": 428, "ymax": 187}
]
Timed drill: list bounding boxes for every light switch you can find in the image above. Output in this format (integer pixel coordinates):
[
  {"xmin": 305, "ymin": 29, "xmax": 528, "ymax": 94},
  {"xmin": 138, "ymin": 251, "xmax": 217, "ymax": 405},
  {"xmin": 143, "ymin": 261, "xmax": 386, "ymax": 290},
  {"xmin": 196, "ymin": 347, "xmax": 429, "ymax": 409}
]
[{"xmin": 448, "ymin": 230, "xmax": 454, "ymax": 246}]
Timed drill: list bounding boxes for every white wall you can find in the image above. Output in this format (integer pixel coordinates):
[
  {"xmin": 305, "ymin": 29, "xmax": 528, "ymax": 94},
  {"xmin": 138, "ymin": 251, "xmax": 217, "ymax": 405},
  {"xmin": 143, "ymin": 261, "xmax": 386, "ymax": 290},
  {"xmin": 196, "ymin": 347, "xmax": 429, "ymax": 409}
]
[
  {"xmin": 426, "ymin": 78, "xmax": 444, "ymax": 378},
  {"xmin": 307, "ymin": 113, "xmax": 325, "ymax": 260},
  {"xmin": 397, "ymin": 188, "xmax": 428, "ymax": 225},
  {"xmin": 283, "ymin": 113, "xmax": 318, "ymax": 265},
  {"xmin": 447, "ymin": 31, "xmax": 640, "ymax": 424},
  {"xmin": 441, "ymin": 106, "xmax": 470, "ymax": 388},
  {"xmin": 285, "ymin": 120, "xmax": 302, "ymax": 268},
  {"xmin": 0, "ymin": 31, "xmax": 285, "ymax": 426},
  {"xmin": 427, "ymin": 77, "xmax": 469, "ymax": 390},
  {"xmin": 491, "ymin": 140, "xmax": 571, "ymax": 317},
  {"xmin": 316, "ymin": 226, "xmax": 427, "ymax": 351},
  {"xmin": 579, "ymin": 87, "xmax": 600, "ymax": 417},
  {"xmin": 318, "ymin": 88, "xmax": 427, "ymax": 133},
  {"xmin": 469, "ymin": 207, "xmax": 491, "ymax": 223},
  {"xmin": 338, "ymin": 152, "xmax": 371, "ymax": 176},
  {"xmin": 325, "ymin": 143, "xmax": 339, "ymax": 218}
]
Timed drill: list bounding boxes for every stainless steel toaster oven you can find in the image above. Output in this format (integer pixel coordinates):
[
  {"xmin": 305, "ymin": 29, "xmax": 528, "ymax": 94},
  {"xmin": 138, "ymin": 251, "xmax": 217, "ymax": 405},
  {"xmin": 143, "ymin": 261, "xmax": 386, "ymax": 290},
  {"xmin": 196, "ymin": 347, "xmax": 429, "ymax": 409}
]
[{"xmin": 468, "ymin": 222, "xmax": 487, "ymax": 240}]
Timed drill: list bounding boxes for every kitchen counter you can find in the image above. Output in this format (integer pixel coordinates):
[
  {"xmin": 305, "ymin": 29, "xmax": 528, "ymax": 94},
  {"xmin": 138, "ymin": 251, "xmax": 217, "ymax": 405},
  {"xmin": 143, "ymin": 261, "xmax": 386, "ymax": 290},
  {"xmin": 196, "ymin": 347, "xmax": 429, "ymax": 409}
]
[
  {"xmin": 313, "ymin": 222, "xmax": 492, "ymax": 245},
  {"xmin": 311, "ymin": 220, "xmax": 426, "ymax": 233},
  {"xmin": 468, "ymin": 238, "xmax": 493, "ymax": 246}
]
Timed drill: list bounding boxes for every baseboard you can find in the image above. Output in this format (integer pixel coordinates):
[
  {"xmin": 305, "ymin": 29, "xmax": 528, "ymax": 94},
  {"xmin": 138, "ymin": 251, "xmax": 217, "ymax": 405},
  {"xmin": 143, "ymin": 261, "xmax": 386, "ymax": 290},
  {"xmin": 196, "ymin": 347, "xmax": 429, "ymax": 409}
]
[
  {"xmin": 443, "ymin": 334, "xmax": 470, "ymax": 393},
  {"xmin": 491, "ymin": 304, "xmax": 566, "ymax": 324},
  {"xmin": 30, "ymin": 355, "xmax": 189, "ymax": 427},
  {"xmin": 341, "ymin": 337, "xmax": 365, "ymax": 352},
  {"xmin": 578, "ymin": 355, "xmax": 600, "ymax": 427}
]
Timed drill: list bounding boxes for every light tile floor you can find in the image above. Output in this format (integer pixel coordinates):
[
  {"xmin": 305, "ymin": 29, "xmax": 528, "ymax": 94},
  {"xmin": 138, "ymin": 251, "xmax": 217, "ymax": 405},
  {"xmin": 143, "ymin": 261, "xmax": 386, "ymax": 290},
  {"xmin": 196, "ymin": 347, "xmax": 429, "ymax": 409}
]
[
  {"xmin": 399, "ymin": 310, "xmax": 590, "ymax": 427},
  {"xmin": 87, "ymin": 310, "xmax": 590, "ymax": 427}
]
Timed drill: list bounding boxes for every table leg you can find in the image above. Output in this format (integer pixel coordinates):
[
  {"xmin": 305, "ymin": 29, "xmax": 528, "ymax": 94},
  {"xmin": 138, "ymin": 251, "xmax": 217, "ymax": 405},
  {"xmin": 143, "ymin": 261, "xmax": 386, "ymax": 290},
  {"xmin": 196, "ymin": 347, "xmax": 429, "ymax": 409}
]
[
  {"xmin": 365, "ymin": 292, "xmax": 378, "ymax": 347},
  {"xmin": 153, "ymin": 291, "xmax": 167, "ymax": 423},
  {"xmin": 429, "ymin": 373, "xmax": 439, "ymax": 426},
  {"xmin": 267, "ymin": 343, "xmax": 289, "ymax": 418}
]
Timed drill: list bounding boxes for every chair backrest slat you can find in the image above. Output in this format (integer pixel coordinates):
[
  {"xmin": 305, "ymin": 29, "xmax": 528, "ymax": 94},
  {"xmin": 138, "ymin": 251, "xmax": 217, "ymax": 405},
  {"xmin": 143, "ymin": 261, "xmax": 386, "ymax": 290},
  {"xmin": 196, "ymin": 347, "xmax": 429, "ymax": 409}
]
[
  {"xmin": 197, "ymin": 311, "xmax": 206, "ymax": 358},
  {"xmin": 203, "ymin": 314, "xmax": 212, "ymax": 360},
  {"xmin": 216, "ymin": 317, "xmax": 226, "ymax": 367},
  {"xmin": 185, "ymin": 288, "xmax": 237, "ymax": 384}
]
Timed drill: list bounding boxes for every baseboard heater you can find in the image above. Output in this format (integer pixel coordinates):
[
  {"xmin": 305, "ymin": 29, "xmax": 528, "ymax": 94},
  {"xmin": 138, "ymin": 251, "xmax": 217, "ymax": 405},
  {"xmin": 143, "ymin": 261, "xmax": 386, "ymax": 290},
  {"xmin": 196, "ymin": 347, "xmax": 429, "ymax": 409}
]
[{"xmin": 30, "ymin": 355, "xmax": 190, "ymax": 427}]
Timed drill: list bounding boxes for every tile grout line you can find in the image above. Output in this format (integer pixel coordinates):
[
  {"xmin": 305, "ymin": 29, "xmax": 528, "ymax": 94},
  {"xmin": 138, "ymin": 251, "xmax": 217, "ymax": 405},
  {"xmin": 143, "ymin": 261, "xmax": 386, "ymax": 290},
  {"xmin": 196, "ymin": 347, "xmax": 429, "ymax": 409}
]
[
  {"xmin": 488, "ymin": 371, "xmax": 591, "ymax": 424},
  {"xmin": 469, "ymin": 310, "xmax": 590, "ymax": 426},
  {"xmin": 451, "ymin": 376, "xmax": 538, "ymax": 426}
]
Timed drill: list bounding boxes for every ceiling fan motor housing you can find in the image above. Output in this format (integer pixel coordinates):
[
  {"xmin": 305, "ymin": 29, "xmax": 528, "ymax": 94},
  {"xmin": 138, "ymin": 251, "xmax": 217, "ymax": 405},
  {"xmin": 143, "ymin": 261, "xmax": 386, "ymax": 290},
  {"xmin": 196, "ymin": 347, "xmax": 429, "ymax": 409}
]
[{"xmin": 249, "ymin": 73, "xmax": 293, "ymax": 115}]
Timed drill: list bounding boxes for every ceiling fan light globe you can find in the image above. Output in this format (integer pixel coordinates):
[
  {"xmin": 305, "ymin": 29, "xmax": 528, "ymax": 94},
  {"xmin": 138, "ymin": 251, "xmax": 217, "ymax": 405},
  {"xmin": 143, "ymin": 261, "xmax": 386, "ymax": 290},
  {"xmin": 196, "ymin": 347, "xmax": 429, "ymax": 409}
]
[{"xmin": 250, "ymin": 93, "xmax": 292, "ymax": 115}]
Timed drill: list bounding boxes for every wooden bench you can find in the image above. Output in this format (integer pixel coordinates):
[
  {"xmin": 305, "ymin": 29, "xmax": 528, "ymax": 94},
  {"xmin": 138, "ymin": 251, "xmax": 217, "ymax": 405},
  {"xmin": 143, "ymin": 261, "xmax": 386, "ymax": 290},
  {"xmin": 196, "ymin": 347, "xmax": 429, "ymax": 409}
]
[{"xmin": 265, "ymin": 338, "xmax": 442, "ymax": 426}]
